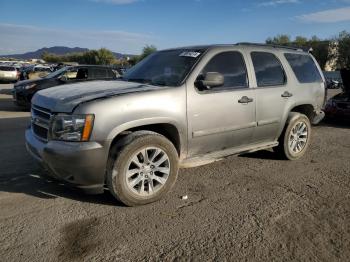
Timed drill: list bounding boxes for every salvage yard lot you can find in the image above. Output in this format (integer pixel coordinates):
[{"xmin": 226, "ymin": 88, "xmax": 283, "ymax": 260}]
[{"xmin": 0, "ymin": 84, "xmax": 349, "ymax": 261}]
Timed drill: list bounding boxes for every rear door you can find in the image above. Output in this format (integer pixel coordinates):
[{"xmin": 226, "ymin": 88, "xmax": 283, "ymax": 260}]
[
  {"xmin": 247, "ymin": 50, "xmax": 292, "ymax": 143},
  {"xmin": 186, "ymin": 50, "xmax": 256, "ymax": 156}
]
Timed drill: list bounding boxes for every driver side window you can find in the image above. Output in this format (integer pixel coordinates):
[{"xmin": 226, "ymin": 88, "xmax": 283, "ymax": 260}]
[
  {"xmin": 63, "ymin": 68, "xmax": 78, "ymax": 79},
  {"xmin": 199, "ymin": 51, "xmax": 248, "ymax": 90}
]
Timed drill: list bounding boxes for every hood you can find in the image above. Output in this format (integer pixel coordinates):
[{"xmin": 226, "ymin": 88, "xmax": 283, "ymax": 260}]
[
  {"xmin": 15, "ymin": 78, "xmax": 45, "ymax": 88},
  {"xmin": 32, "ymin": 80, "xmax": 165, "ymax": 112}
]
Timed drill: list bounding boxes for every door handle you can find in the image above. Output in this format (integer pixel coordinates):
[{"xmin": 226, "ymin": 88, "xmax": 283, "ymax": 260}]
[
  {"xmin": 238, "ymin": 96, "xmax": 254, "ymax": 104},
  {"xmin": 281, "ymin": 91, "xmax": 293, "ymax": 98}
]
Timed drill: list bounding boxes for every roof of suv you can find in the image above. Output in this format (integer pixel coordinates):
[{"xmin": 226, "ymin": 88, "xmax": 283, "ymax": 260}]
[
  {"xmin": 163, "ymin": 43, "xmax": 307, "ymax": 54},
  {"xmin": 68, "ymin": 65, "xmax": 114, "ymax": 68}
]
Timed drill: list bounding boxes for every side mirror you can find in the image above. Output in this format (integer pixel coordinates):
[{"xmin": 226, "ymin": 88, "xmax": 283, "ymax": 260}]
[
  {"xmin": 196, "ymin": 72, "xmax": 224, "ymax": 90},
  {"xmin": 58, "ymin": 75, "xmax": 68, "ymax": 82}
]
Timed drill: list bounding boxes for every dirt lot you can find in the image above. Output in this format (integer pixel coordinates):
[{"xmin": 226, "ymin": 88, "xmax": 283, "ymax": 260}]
[{"xmin": 0, "ymin": 84, "xmax": 349, "ymax": 261}]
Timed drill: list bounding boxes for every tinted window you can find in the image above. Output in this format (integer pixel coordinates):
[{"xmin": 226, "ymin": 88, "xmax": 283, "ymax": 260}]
[
  {"xmin": 284, "ymin": 53, "xmax": 322, "ymax": 83},
  {"xmin": 200, "ymin": 51, "xmax": 248, "ymax": 89},
  {"xmin": 91, "ymin": 68, "xmax": 110, "ymax": 79},
  {"xmin": 124, "ymin": 49, "xmax": 205, "ymax": 86},
  {"xmin": 251, "ymin": 52, "xmax": 286, "ymax": 87},
  {"xmin": 76, "ymin": 68, "xmax": 88, "ymax": 79},
  {"xmin": 0, "ymin": 66, "xmax": 16, "ymax": 71},
  {"xmin": 64, "ymin": 68, "xmax": 78, "ymax": 79}
]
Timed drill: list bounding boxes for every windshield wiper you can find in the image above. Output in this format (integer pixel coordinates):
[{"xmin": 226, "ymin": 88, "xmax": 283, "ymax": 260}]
[{"xmin": 126, "ymin": 78, "xmax": 152, "ymax": 84}]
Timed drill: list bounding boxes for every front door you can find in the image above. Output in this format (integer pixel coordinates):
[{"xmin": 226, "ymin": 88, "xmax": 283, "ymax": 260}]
[{"xmin": 187, "ymin": 50, "xmax": 256, "ymax": 156}]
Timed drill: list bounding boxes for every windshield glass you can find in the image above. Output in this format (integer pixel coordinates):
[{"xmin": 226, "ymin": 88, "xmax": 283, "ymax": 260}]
[
  {"xmin": 123, "ymin": 49, "xmax": 205, "ymax": 86},
  {"xmin": 45, "ymin": 67, "xmax": 69, "ymax": 79}
]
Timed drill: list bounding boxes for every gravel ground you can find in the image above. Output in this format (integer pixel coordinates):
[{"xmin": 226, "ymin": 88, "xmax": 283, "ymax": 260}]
[{"xmin": 0, "ymin": 84, "xmax": 349, "ymax": 261}]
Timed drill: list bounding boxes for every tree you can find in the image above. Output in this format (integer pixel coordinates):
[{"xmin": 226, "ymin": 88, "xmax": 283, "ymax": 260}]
[
  {"xmin": 266, "ymin": 34, "xmax": 291, "ymax": 45},
  {"xmin": 96, "ymin": 48, "xmax": 116, "ymax": 65},
  {"xmin": 308, "ymin": 37, "xmax": 330, "ymax": 70},
  {"xmin": 128, "ymin": 45, "xmax": 157, "ymax": 65},
  {"xmin": 139, "ymin": 45, "xmax": 157, "ymax": 61},
  {"xmin": 265, "ymin": 34, "xmax": 330, "ymax": 70},
  {"xmin": 294, "ymin": 36, "xmax": 308, "ymax": 47},
  {"xmin": 336, "ymin": 31, "xmax": 350, "ymax": 69},
  {"xmin": 42, "ymin": 48, "xmax": 119, "ymax": 65}
]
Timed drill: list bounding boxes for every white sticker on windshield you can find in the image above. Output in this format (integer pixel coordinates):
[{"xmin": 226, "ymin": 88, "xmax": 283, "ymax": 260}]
[{"xmin": 179, "ymin": 51, "xmax": 201, "ymax": 58}]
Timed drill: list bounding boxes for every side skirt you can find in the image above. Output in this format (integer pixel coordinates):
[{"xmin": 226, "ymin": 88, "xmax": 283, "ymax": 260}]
[{"xmin": 180, "ymin": 141, "xmax": 279, "ymax": 168}]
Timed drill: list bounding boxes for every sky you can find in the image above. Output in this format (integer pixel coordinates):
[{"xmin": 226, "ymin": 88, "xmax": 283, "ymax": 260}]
[{"xmin": 0, "ymin": 0, "xmax": 350, "ymax": 55}]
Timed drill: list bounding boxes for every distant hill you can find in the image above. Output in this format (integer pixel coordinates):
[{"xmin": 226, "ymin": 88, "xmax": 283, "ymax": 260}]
[{"xmin": 0, "ymin": 46, "xmax": 132, "ymax": 60}]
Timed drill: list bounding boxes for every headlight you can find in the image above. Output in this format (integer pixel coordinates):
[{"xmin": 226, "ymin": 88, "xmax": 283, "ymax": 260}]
[{"xmin": 51, "ymin": 114, "xmax": 94, "ymax": 142}]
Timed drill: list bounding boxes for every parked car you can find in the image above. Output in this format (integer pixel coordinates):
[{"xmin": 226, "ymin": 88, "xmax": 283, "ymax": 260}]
[
  {"xmin": 13, "ymin": 65, "xmax": 118, "ymax": 109},
  {"xmin": 26, "ymin": 44, "xmax": 326, "ymax": 206},
  {"xmin": 0, "ymin": 65, "xmax": 19, "ymax": 82},
  {"xmin": 27, "ymin": 65, "xmax": 53, "ymax": 80},
  {"xmin": 326, "ymin": 79, "xmax": 342, "ymax": 89},
  {"xmin": 18, "ymin": 65, "xmax": 35, "ymax": 80},
  {"xmin": 325, "ymin": 69, "xmax": 350, "ymax": 119}
]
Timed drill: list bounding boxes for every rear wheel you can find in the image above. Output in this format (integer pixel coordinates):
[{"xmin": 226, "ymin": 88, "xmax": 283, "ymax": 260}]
[
  {"xmin": 276, "ymin": 114, "xmax": 311, "ymax": 160},
  {"xmin": 107, "ymin": 131, "xmax": 179, "ymax": 206}
]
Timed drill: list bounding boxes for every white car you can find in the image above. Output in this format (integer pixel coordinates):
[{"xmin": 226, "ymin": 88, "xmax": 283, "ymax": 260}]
[{"xmin": 0, "ymin": 65, "xmax": 19, "ymax": 82}]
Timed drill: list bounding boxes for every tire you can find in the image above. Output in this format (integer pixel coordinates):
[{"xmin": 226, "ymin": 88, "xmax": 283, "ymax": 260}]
[
  {"xmin": 107, "ymin": 131, "xmax": 179, "ymax": 206},
  {"xmin": 275, "ymin": 113, "xmax": 311, "ymax": 160}
]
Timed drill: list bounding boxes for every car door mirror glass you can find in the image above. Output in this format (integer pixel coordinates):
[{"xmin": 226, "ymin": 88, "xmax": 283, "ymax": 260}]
[{"xmin": 196, "ymin": 72, "xmax": 224, "ymax": 90}]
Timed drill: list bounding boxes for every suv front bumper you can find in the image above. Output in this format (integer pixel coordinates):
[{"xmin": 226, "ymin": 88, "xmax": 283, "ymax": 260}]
[{"xmin": 25, "ymin": 127, "xmax": 109, "ymax": 193}]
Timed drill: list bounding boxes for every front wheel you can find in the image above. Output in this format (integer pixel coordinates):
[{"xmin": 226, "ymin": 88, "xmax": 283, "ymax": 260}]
[
  {"xmin": 107, "ymin": 131, "xmax": 179, "ymax": 206},
  {"xmin": 276, "ymin": 114, "xmax": 311, "ymax": 160}
]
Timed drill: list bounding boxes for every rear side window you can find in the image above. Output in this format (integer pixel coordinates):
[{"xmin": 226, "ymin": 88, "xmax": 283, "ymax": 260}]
[
  {"xmin": 251, "ymin": 52, "xmax": 286, "ymax": 87},
  {"xmin": 200, "ymin": 51, "xmax": 248, "ymax": 89},
  {"xmin": 76, "ymin": 68, "xmax": 88, "ymax": 79},
  {"xmin": 0, "ymin": 66, "xmax": 16, "ymax": 71},
  {"xmin": 284, "ymin": 53, "xmax": 322, "ymax": 83},
  {"xmin": 91, "ymin": 68, "xmax": 110, "ymax": 79}
]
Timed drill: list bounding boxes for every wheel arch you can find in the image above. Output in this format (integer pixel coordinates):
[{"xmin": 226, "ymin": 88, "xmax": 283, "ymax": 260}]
[
  {"xmin": 278, "ymin": 103, "xmax": 315, "ymax": 139},
  {"xmin": 107, "ymin": 120, "xmax": 185, "ymax": 159}
]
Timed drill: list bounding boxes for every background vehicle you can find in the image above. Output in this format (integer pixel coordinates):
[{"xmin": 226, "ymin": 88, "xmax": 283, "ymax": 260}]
[
  {"xmin": 327, "ymin": 79, "xmax": 342, "ymax": 89},
  {"xmin": 27, "ymin": 65, "xmax": 53, "ymax": 80},
  {"xmin": 13, "ymin": 65, "xmax": 118, "ymax": 109},
  {"xmin": 324, "ymin": 71, "xmax": 343, "ymax": 90},
  {"xmin": 18, "ymin": 65, "xmax": 35, "ymax": 80},
  {"xmin": 0, "ymin": 65, "xmax": 19, "ymax": 82},
  {"xmin": 26, "ymin": 44, "xmax": 326, "ymax": 206},
  {"xmin": 325, "ymin": 69, "xmax": 350, "ymax": 119}
]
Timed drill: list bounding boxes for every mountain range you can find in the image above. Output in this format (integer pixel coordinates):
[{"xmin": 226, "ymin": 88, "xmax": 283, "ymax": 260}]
[{"xmin": 0, "ymin": 46, "xmax": 131, "ymax": 60}]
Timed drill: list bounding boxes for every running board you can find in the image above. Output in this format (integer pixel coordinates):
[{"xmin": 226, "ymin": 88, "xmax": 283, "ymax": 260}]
[{"xmin": 180, "ymin": 141, "xmax": 279, "ymax": 168}]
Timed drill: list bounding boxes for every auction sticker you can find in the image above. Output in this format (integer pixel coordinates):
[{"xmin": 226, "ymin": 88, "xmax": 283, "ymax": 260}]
[{"xmin": 179, "ymin": 51, "xmax": 201, "ymax": 58}]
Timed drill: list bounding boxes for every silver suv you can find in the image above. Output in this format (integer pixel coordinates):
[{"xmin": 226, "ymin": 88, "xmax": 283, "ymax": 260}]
[{"xmin": 26, "ymin": 44, "xmax": 326, "ymax": 206}]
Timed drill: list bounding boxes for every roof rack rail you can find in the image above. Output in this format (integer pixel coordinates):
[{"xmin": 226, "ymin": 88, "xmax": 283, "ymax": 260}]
[{"xmin": 236, "ymin": 42, "xmax": 304, "ymax": 52}]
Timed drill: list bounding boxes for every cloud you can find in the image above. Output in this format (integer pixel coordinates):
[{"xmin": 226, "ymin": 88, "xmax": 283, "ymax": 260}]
[
  {"xmin": 297, "ymin": 6, "xmax": 350, "ymax": 23},
  {"xmin": 0, "ymin": 23, "xmax": 154, "ymax": 55},
  {"xmin": 258, "ymin": 0, "xmax": 300, "ymax": 7},
  {"xmin": 90, "ymin": 0, "xmax": 139, "ymax": 4}
]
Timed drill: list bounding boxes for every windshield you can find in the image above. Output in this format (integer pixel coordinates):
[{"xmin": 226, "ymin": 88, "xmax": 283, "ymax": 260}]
[
  {"xmin": 123, "ymin": 49, "xmax": 205, "ymax": 86},
  {"xmin": 45, "ymin": 67, "xmax": 69, "ymax": 79}
]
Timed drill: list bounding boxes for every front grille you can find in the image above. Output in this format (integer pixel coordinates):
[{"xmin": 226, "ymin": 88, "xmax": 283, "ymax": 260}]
[{"xmin": 31, "ymin": 105, "xmax": 52, "ymax": 141}]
